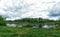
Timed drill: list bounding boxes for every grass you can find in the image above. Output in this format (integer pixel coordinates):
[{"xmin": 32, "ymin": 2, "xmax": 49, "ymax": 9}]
[{"xmin": 0, "ymin": 26, "xmax": 60, "ymax": 37}]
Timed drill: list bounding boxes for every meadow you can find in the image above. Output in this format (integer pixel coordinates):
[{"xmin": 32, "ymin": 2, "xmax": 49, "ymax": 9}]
[{"xmin": 0, "ymin": 26, "xmax": 60, "ymax": 37}]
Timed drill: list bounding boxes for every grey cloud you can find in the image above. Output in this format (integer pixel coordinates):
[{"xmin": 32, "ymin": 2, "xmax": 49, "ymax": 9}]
[
  {"xmin": 3, "ymin": 3, "xmax": 34, "ymax": 12},
  {"xmin": 2, "ymin": 2, "xmax": 35, "ymax": 18},
  {"xmin": 49, "ymin": 2, "xmax": 60, "ymax": 17},
  {"xmin": 0, "ymin": 0, "xmax": 60, "ymax": 20}
]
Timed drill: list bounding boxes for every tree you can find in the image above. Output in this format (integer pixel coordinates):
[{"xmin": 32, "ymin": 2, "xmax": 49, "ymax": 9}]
[{"xmin": 0, "ymin": 16, "xmax": 7, "ymax": 26}]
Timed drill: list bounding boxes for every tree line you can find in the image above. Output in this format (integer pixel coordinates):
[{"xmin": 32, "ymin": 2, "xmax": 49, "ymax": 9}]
[
  {"xmin": 0, "ymin": 15, "xmax": 60, "ymax": 26},
  {"xmin": 9, "ymin": 18, "xmax": 60, "ymax": 25}
]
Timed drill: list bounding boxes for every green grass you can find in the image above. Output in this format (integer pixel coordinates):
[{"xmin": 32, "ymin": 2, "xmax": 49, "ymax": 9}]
[{"xmin": 0, "ymin": 26, "xmax": 60, "ymax": 37}]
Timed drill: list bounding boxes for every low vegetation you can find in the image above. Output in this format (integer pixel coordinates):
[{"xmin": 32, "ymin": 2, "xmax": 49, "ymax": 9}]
[
  {"xmin": 0, "ymin": 16, "xmax": 7, "ymax": 26},
  {"xmin": 8, "ymin": 18, "xmax": 60, "ymax": 27},
  {"xmin": 0, "ymin": 26, "xmax": 60, "ymax": 37},
  {"xmin": 0, "ymin": 16, "xmax": 60, "ymax": 37}
]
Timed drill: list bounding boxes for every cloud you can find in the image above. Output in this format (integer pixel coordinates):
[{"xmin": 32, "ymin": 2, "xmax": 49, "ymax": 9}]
[
  {"xmin": 49, "ymin": 2, "xmax": 60, "ymax": 17},
  {"xmin": 0, "ymin": 0, "xmax": 60, "ymax": 20}
]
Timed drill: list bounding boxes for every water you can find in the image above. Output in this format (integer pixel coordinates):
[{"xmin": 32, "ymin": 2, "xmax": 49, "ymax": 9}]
[
  {"xmin": 42, "ymin": 24, "xmax": 57, "ymax": 28},
  {"xmin": 6, "ymin": 24, "xmax": 23, "ymax": 27},
  {"xmin": 6, "ymin": 24, "xmax": 58, "ymax": 28},
  {"xmin": 7, "ymin": 24, "xmax": 16, "ymax": 27}
]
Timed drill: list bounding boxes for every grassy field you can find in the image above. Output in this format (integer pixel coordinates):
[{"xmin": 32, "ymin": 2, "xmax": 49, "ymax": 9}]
[{"xmin": 0, "ymin": 26, "xmax": 60, "ymax": 37}]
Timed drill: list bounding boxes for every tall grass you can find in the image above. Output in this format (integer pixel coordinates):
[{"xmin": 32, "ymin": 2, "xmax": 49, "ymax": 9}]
[{"xmin": 0, "ymin": 26, "xmax": 60, "ymax": 37}]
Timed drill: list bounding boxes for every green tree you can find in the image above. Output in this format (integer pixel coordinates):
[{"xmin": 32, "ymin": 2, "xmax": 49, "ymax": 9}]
[{"xmin": 0, "ymin": 16, "xmax": 7, "ymax": 26}]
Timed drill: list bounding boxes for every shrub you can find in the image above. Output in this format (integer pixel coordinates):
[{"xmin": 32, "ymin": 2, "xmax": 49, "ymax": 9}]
[{"xmin": 0, "ymin": 16, "xmax": 7, "ymax": 26}]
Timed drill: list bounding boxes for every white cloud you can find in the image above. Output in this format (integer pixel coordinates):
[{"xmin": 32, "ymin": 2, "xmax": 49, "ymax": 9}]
[{"xmin": 0, "ymin": 0, "xmax": 60, "ymax": 20}]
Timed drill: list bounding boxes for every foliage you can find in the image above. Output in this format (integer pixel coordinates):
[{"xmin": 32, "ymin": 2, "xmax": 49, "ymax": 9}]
[
  {"xmin": 7, "ymin": 18, "xmax": 60, "ymax": 27},
  {"xmin": 8, "ymin": 18, "xmax": 59, "ymax": 25},
  {"xmin": 0, "ymin": 26, "xmax": 60, "ymax": 37},
  {"xmin": 0, "ymin": 16, "xmax": 7, "ymax": 26}
]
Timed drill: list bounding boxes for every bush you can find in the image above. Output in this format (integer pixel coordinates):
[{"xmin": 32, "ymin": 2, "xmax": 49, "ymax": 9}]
[{"xmin": 0, "ymin": 16, "xmax": 7, "ymax": 26}]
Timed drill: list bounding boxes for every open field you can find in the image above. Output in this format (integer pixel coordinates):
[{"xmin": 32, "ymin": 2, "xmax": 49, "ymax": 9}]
[{"xmin": 0, "ymin": 26, "xmax": 60, "ymax": 37}]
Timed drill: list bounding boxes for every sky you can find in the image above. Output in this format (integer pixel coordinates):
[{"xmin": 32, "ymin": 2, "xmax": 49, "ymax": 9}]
[{"xmin": 0, "ymin": 0, "xmax": 60, "ymax": 20}]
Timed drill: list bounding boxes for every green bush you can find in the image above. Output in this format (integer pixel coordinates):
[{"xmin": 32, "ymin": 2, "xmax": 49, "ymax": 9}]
[{"xmin": 0, "ymin": 16, "xmax": 7, "ymax": 26}]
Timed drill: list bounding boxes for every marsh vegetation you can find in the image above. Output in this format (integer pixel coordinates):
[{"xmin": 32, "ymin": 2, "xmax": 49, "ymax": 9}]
[{"xmin": 0, "ymin": 16, "xmax": 60, "ymax": 37}]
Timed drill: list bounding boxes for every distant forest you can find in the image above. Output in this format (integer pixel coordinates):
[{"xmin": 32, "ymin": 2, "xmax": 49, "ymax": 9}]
[{"xmin": 8, "ymin": 18, "xmax": 60, "ymax": 25}]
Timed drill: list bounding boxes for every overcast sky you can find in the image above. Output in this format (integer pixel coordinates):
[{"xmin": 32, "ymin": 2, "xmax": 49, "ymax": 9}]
[{"xmin": 0, "ymin": 0, "xmax": 60, "ymax": 20}]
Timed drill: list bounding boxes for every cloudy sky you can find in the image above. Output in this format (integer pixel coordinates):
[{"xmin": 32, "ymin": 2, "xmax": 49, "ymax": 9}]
[{"xmin": 0, "ymin": 0, "xmax": 60, "ymax": 20}]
